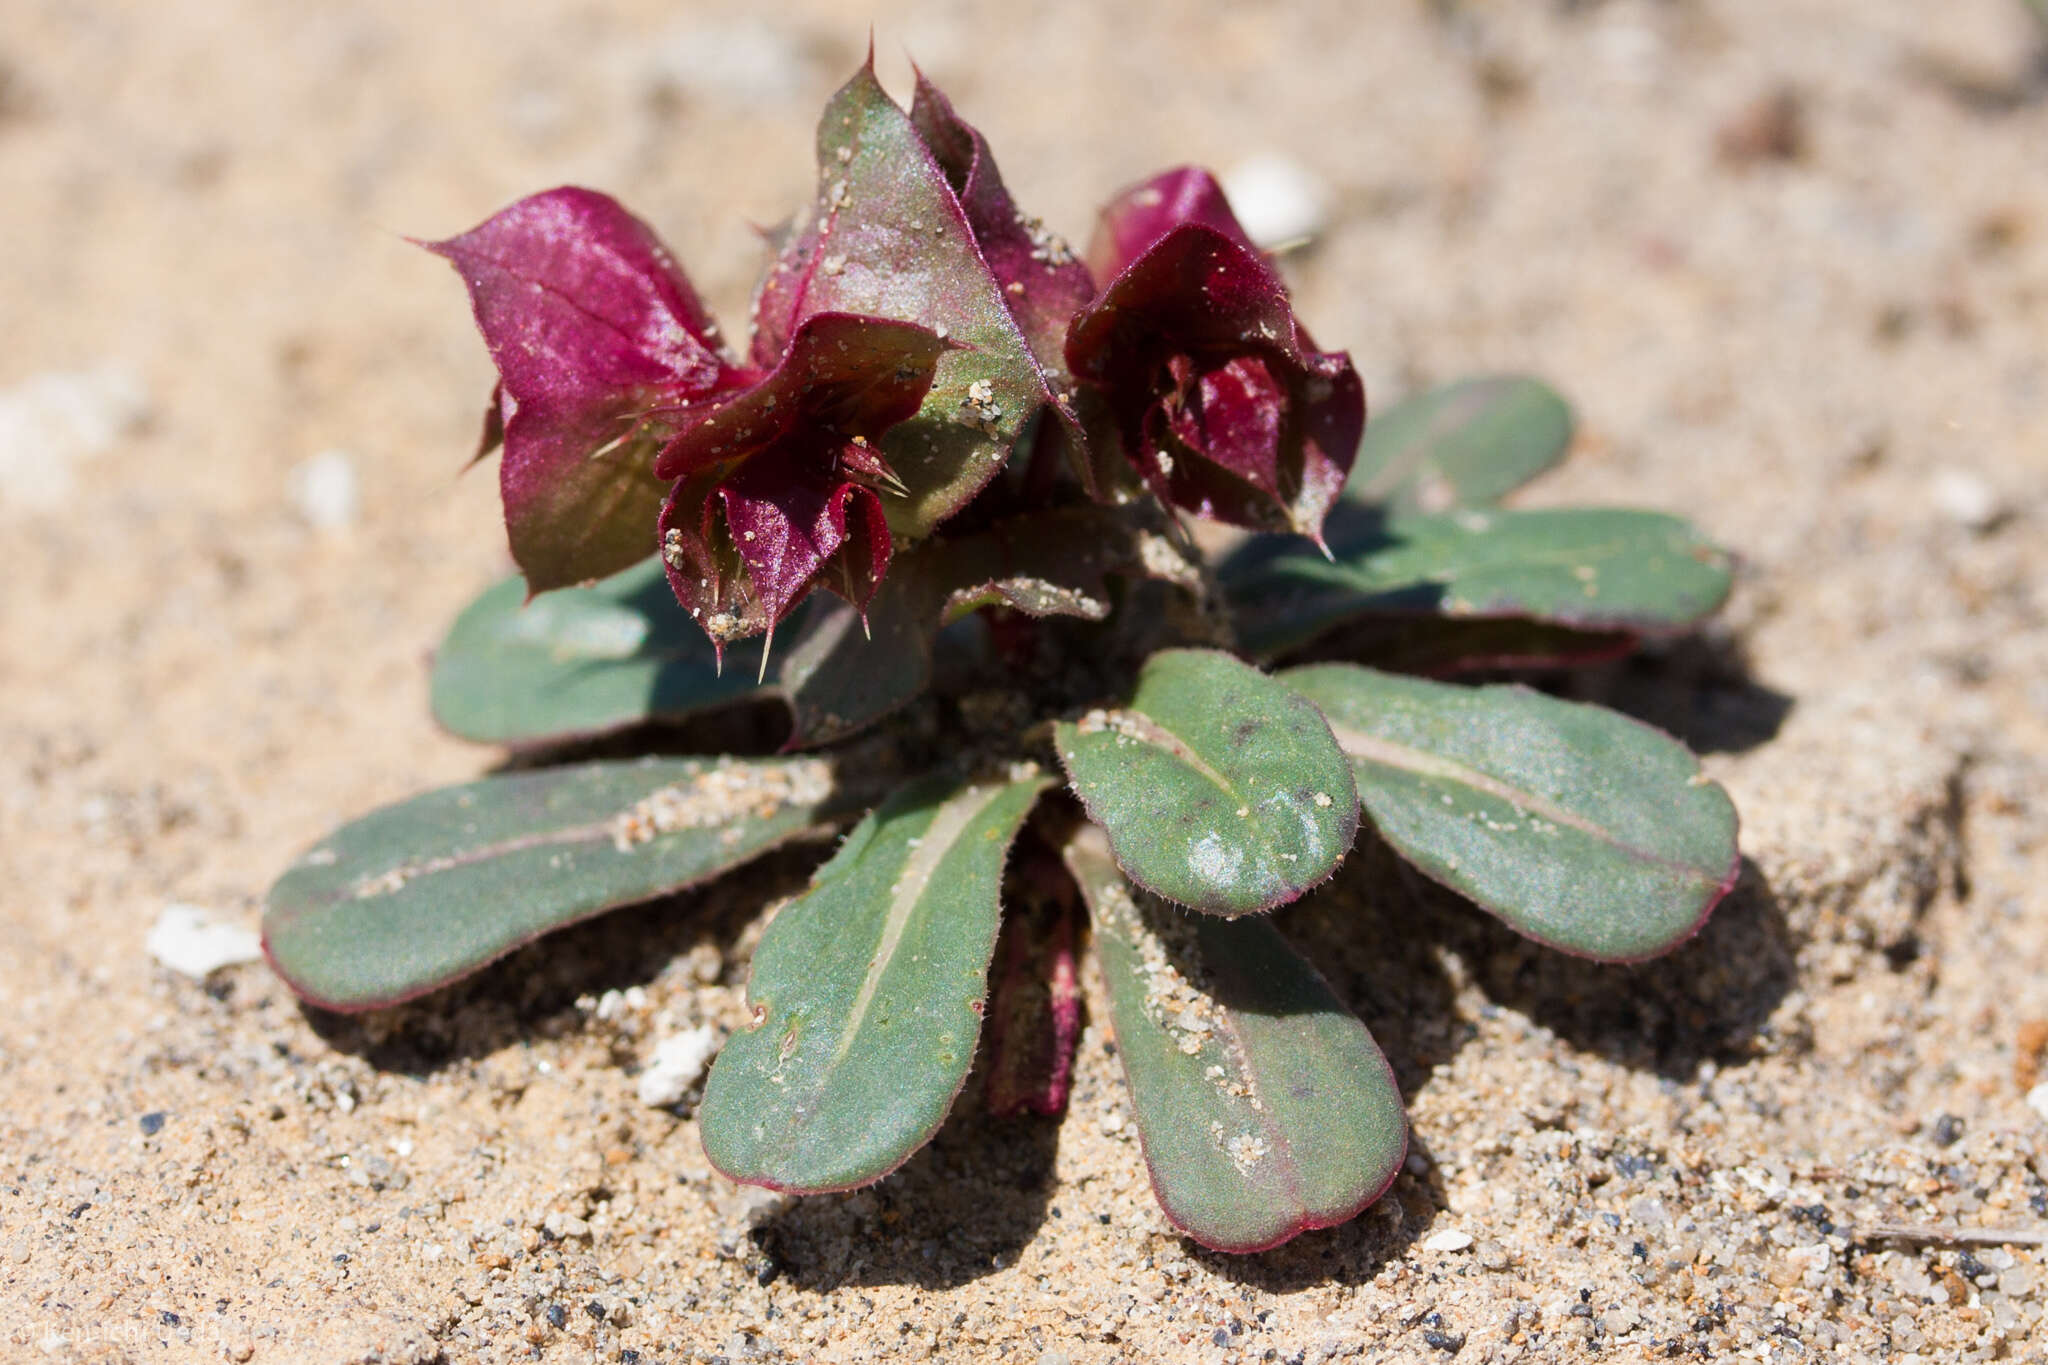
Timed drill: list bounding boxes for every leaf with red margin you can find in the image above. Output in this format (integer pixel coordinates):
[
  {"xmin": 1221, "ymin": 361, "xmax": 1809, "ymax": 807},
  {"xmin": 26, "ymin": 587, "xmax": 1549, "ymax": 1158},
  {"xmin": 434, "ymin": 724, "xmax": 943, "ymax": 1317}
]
[
  {"xmin": 1219, "ymin": 507, "xmax": 1733, "ymax": 660},
  {"xmin": 698, "ymin": 766, "xmax": 1056, "ymax": 1193},
  {"xmin": 1062, "ymin": 823, "xmax": 1406, "ymax": 1253},
  {"xmin": 1053, "ymin": 650, "xmax": 1359, "ymax": 916},
  {"xmin": 424, "ymin": 187, "xmax": 750, "ymax": 590},
  {"xmin": 263, "ymin": 756, "xmax": 849, "ymax": 1013},
  {"xmin": 425, "ymin": 556, "xmax": 941, "ymax": 752},
  {"xmin": 746, "ymin": 60, "xmax": 1057, "ymax": 540},
  {"xmin": 907, "ymin": 74, "xmax": 1093, "ymax": 371},
  {"xmin": 1280, "ymin": 663, "xmax": 1741, "ymax": 962}
]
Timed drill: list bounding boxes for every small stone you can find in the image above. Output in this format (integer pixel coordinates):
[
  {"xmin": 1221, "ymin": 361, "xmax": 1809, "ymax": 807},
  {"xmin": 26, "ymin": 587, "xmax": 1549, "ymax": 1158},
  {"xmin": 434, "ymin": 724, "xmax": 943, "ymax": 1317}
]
[
  {"xmin": 1930, "ymin": 1113, "xmax": 1965, "ymax": 1146},
  {"xmin": 1930, "ymin": 469, "xmax": 2006, "ymax": 532},
  {"xmin": 2025, "ymin": 1083, "xmax": 2048, "ymax": 1125},
  {"xmin": 1221, "ymin": 154, "xmax": 1331, "ymax": 249},
  {"xmin": 1423, "ymin": 1228, "xmax": 1474, "ymax": 1253},
  {"xmin": 728, "ymin": 1184, "xmax": 792, "ymax": 1233},
  {"xmin": 1627, "ymin": 1195, "xmax": 1670, "ymax": 1227},
  {"xmin": 542, "ymin": 1210, "xmax": 592, "ymax": 1242},
  {"xmin": 290, "ymin": 449, "xmax": 360, "ymax": 531},
  {"xmin": 137, "ymin": 1111, "xmax": 166, "ymax": 1137},
  {"xmin": 146, "ymin": 903, "xmax": 262, "ymax": 980},
  {"xmin": 0, "ymin": 366, "xmax": 150, "ymax": 510},
  {"xmin": 635, "ymin": 1025, "xmax": 718, "ymax": 1108},
  {"xmin": 683, "ymin": 942, "xmax": 723, "ymax": 983}
]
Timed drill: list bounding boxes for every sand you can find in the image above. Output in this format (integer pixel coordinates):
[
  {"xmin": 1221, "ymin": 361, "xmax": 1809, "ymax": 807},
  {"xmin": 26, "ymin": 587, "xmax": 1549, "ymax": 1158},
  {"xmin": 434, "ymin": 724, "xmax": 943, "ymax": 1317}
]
[{"xmin": 3, "ymin": 1, "xmax": 2046, "ymax": 1360}]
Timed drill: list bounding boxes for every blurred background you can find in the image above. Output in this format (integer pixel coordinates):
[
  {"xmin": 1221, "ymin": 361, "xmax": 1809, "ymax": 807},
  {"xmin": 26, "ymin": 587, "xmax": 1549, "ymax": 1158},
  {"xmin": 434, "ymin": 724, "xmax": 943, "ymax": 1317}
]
[{"xmin": 4, "ymin": 1, "xmax": 2046, "ymax": 1359}]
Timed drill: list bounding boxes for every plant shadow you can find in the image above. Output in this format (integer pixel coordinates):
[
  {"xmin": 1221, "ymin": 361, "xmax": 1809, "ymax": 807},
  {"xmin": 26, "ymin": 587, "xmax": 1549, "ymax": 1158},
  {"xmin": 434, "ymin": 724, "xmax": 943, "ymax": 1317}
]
[
  {"xmin": 751, "ymin": 1089, "xmax": 1064, "ymax": 1293},
  {"xmin": 1286, "ymin": 840, "xmax": 1797, "ymax": 1088},
  {"xmin": 1190, "ymin": 1133, "xmax": 1441, "ymax": 1295},
  {"xmin": 1550, "ymin": 628, "xmax": 1794, "ymax": 756}
]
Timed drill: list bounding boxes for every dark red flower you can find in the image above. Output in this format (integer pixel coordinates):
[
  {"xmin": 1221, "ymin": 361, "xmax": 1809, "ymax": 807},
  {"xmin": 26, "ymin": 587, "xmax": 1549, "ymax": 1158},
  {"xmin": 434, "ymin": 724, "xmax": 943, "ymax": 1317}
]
[
  {"xmin": 424, "ymin": 187, "xmax": 753, "ymax": 592},
  {"xmin": 428, "ymin": 186, "xmax": 947, "ymax": 659},
  {"xmin": 652, "ymin": 312, "xmax": 945, "ymax": 661},
  {"xmin": 1065, "ymin": 168, "xmax": 1364, "ymax": 545}
]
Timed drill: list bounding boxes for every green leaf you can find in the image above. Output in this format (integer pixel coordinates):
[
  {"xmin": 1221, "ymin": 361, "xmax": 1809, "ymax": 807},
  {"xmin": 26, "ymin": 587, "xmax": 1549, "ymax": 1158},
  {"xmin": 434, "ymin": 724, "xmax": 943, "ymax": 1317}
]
[
  {"xmin": 699, "ymin": 765, "xmax": 1054, "ymax": 1192},
  {"xmin": 263, "ymin": 756, "xmax": 847, "ymax": 1011},
  {"xmin": 1347, "ymin": 375, "xmax": 1573, "ymax": 513},
  {"xmin": 429, "ymin": 559, "xmax": 934, "ymax": 749},
  {"xmin": 430, "ymin": 559, "xmax": 770, "ymax": 745},
  {"xmin": 1222, "ymin": 507, "xmax": 1732, "ymax": 659},
  {"xmin": 1281, "ymin": 663, "xmax": 1740, "ymax": 960},
  {"xmin": 1054, "ymin": 650, "xmax": 1358, "ymax": 915},
  {"xmin": 1064, "ymin": 826, "xmax": 1406, "ymax": 1253}
]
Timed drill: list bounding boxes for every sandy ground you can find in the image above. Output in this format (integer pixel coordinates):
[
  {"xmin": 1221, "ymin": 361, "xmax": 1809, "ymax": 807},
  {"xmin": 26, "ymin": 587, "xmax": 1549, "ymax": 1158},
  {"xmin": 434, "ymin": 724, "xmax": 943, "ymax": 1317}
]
[{"xmin": 5, "ymin": 0, "xmax": 2048, "ymax": 1360}]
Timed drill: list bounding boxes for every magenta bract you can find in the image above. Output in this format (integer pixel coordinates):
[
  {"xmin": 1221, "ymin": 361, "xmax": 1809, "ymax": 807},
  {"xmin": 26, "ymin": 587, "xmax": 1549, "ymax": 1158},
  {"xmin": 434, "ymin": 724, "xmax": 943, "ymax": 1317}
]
[
  {"xmin": 1067, "ymin": 168, "xmax": 1364, "ymax": 544},
  {"xmin": 748, "ymin": 61, "xmax": 1091, "ymax": 535},
  {"xmin": 430, "ymin": 72, "xmax": 1365, "ymax": 655},
  {"xmin": 424, "ymin": 188, "xmax": 751, "ymax": 592},
  {"xmin": 653, "ymin": 312, "xmax": 944, "ymax": 653}
]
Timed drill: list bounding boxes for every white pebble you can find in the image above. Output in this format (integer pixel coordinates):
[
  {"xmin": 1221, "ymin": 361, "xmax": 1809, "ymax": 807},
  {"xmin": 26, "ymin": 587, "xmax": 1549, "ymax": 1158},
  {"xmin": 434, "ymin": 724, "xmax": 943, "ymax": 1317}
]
[
  {"xmin": 734, "ymin": 1183, "xmax": 793, "ymax": 1229},
  {"xmin": 1423, "ymin": 1228, "xmax": 1475, "ymax": 1253},
  {"xmin": 1930, "ymin": 469, "xmax": 2006, "ymax": 532},
  {"xmin": 2026, "ymin": 1082, "xmax": 2048, "ymax": 1126},
  {"xmin": 290, "ymin": 449, "xmax": 360, "ymax": 531},
  {"xmin": 0, "ymin": 366, "xmax": 150, "ymax": 511},
  {"xmin": 1221, "ymin": 155, "xmax": 1331, "ymax": 249},
  {"xmin": 146, "ymin": 903, "xmax": 263, "ymax": 980},
  {"xmin": 636, "ymin": 1025, "xmax": 719, "ymax": 1108}
]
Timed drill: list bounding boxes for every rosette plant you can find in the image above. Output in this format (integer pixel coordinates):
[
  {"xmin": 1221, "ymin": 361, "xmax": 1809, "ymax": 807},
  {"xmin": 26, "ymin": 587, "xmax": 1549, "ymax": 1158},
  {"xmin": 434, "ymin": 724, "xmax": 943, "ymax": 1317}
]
[{"xmin": 264, "ymin": 59, "xmax": 1740, "ymax": 1253}]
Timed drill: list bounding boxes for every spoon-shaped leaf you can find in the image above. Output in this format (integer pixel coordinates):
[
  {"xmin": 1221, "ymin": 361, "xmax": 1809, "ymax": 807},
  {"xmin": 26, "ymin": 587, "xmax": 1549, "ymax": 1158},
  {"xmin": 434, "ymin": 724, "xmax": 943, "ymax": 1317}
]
[
  {"xmin": 430, "ymin": 559, "xmax": 771, "ymax": 745},
  {"xmin": 430, "ymin": 557, "xmax": 937, "ymax": 749},
  {"xmin": 1064, "ymin": 826, "xmax": 1406, "ymax": 1253},
  {"xmin": 264, "ymin": 756, "xmax": 847, "ymax": 1011},
  {"xmin": 1281, "ymin": 663, "xmax": 1740, "ymax": 960},
  {"xmin": 1054, "ymin": 650, "xmax": 1358, "ymax": 916},
  {"xmin": 1222, "ymin": 507, "xmax": 1732, "ymax": 659},
  {"xmin": 699, "ymin": 766, "xmax": 1054, "ymax": 1192},
  {"xmin": 1346, "ymin": 375, "xmax": 1573, "ymax": 514}
]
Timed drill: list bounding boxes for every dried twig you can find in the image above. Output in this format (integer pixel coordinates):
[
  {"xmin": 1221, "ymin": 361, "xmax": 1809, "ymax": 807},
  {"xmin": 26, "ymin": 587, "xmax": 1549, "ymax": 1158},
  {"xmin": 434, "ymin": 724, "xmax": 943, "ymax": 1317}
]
[{"xmin": 1850, "ymin": 1222, "xmax": 2048, "ymax": 1248}]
